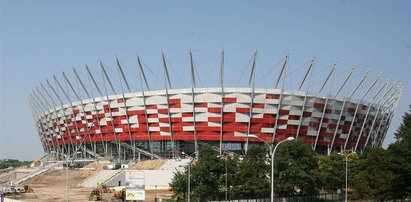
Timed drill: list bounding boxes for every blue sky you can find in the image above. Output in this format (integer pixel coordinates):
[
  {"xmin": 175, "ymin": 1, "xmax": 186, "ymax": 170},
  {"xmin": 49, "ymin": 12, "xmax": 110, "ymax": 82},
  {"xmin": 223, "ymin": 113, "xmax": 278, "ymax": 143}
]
[{"xmin": 1, "ymin": 0, "xmax": 410, "ymax": 160}]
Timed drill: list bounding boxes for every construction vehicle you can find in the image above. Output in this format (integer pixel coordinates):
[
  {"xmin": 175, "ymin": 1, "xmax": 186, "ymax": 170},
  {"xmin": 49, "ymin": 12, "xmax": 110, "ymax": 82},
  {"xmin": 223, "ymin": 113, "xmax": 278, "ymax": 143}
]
[
  {"xmin": 111, "ymin": 188, "xmax": 126, "ymax": 201},
  {"xmin": 19, "ymin": 185, "xmax": 34, "ymax": 193},
  {"xmin": 30, "ymin": 155, "xmax": 46, "ymax": 167},
  {"xmin": 3, "ymin": 186, "xmax": 20, "ymax": 196},
  {"xmin": 87, "ymin": 188, "xmax": 102, "ymax": 201},
  {"xmin": 87, "ymin": 183, "xmax": 105, "ymax": 201},
  {"xmin": 99, "ymin": 184, "xmax": 114, "ymax": 193}
]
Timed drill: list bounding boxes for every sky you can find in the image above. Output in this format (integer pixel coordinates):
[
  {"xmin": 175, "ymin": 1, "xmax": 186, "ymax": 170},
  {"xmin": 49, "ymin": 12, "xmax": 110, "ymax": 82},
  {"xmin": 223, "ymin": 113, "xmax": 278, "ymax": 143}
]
[{"xmin": 0, "ymin": 0, "xmax": 410, "ymax": 160}]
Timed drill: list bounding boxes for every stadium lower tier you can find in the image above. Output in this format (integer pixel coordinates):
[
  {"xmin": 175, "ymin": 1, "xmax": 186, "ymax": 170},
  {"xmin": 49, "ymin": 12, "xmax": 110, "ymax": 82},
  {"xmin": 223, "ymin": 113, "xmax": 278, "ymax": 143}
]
[
  {"xmin": 48, "ymin": 139, "xmax": 339, "ymax": 160},
  {"xmin": 34, "ymin": 88, "xmax": 393, "ymax": 159}
]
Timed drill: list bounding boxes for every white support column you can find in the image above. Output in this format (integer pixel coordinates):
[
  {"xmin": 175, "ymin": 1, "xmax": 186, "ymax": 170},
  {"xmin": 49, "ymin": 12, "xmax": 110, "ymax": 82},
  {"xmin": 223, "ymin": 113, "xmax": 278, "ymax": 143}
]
[
  {"xmin": 274, "ymin": 55, "xmax": 289, "ymax": 89},
  {"xmin": 39, "ymin": 84, "xmax": 67, "ymax": 157},
  {"xmin": 328, "ymin": 68, "xmax": 356, "ymax": 152},
  {"xmin": 63, "ymin": 72, "xmax": 96, "ymax": 155},
  {"xmin": 34, "ymin": 90, "xmax": 58, "ymax": 153},
  {"xmin": 297, "ymin": 57, "xmax": 315, "ymax": 91},
  {"xmin": 31, "ymin": 90, "xmax": 48, "ymax": 114},
  {"xmin": 189, "ymin": 50, "xmax": 198, "ymax": 156},
  {"xmin": 344, "ymin": 74, "xmax": 381, "ymax": 150},
  {"xmin": 354, "ymin": 80, "xmax": 388, "ymax": 151},
  {"xmin": 47, "ymin": 79, "xmax": 76, "ymax": 154},
  {"xmin": 373, "ymin": 88, "xmax": 402, "ymax": 147},
  {"xmin": 219, "ymin": 50, "xmax": 225, "ymax": 156},
  {"xmin": 86, "ymin": 65, "xmax": 109, "ymax": 157},
  {"xmin": 364, "ymin": 84, "xmax": 398, "ymax": 147},
  {"xmin": 116, "ymin": 58, "xmax": 136, "ymax": 160},
  {"xmin": 162, "ymin": 52, "xmax": 175, "ymax": 159},
  {"xmin": 75, "ymin": 66, "xmax": 107, "ymax": 155},
  {"xmin": 37, "ymin": 86, "xmax": 66, "ymax": 157},
  {"xmin": 100, "ymin": 61, "xmax": 122, "ymax": 160},
  {"xmin": 55, "ymin": 74, "xmax": 87, "ymax": 157},
  {"xmin": 330, "ymin": 70, "xmax": 368, "ymax": 152},
  {"xmin": 372, "ymin": 94, "xmax": 397, "ymax": 147},
  {"xmin": 312, "ymin": 97, "xmax": 329, "ymax": 151},
  {"xmin": 29, "ymin": 95, "xmax": 50, "ymax": 154},
  {"xmin": 296, "ymin": 58, "xmax": 315, "ymax": 140},
  {"xmin": 312, "ymin": 63, "xmax": 337, "ymax": 151},
  {"xmin": 35, "ymin": 86, "xmax": 63, "ymax": 156},
  {"xmin": 377, "ymin": 88, "xmax": 402, "ymax": 147},
  {"xmin": 245, "ymin": 51, "xmax": 257, "ymax": 154},
  {"xmin": 272, "ymin": 55, "xmax": 289, "ymax": 143},
  {"xmin": 137, "ymin": 56, "xmax": 153, "ymax": 157}
]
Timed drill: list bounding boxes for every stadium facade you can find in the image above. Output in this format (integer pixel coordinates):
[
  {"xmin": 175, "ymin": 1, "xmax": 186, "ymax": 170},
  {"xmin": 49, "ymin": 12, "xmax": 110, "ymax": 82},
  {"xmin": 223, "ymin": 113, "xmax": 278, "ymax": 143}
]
[{"xmin": 29, "ymin": 52, "xmax": 403, "ymax": 160}]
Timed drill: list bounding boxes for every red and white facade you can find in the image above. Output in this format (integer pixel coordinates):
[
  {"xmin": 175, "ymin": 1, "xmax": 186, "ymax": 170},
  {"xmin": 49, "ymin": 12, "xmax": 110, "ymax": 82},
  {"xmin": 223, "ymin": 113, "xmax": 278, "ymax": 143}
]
[
  {"xmin": 31, "ymin": 86, "xmax": 401, "ymax": 159},
  {"xmin": 29, "ymin": 54, "xmax": 402, "ymax": 159}
]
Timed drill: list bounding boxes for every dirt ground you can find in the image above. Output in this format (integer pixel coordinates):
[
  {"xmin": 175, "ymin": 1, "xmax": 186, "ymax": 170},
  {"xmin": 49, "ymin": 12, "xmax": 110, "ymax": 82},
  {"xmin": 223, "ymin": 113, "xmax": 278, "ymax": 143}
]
[
  {"xmin": 131, "ymin": 160, "xmax": 164, "ymax": 170},
  {"xmin": 7, "ymin": 168, "xmax": 174, "ymax": 201},
  {"xmin": 8, "ymin": 169, "xmax": 94, "ymax": 201}
]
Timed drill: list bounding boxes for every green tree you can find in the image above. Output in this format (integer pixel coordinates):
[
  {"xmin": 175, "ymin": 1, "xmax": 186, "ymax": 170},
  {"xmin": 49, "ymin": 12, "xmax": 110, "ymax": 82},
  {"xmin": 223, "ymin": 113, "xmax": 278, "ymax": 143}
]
[
  {"xmin": 0, "ymin": 159, "xmax": 31, "ymax": 169},
  {"xmin": 274, "ymin": 138, "xmax": 319, "ymax": 196},
  {"xmin": 387, "ymin": 105, "xmax": 411, "ymax": 199},
  {"xmin": 190, "ymin": 146, "xmax": 225, "ymax": 200},
  {"xmin": 169, "ymin": 146, "xmax": 226, "ymax": 201},
  {"xmin": 353, "ymin": 148, "xmax": 399, "ymax": 201},
  {"xmin": 317, "ymin": 153, "xmax": 345, "ymax": 192},
  {"xmin": 224, "ymin": 155, "xmax": 240, "ymax": 200},
  {"xmin": 393, "ymin": 105, "xmax": 411, "ymax": 141},
  {"xmin": 169, "ymin": 170, "xmax": 188, "ymax": 200},
  {"xmin": 234, "ymin": 145, "xmax": 270, "ymax": 199}
]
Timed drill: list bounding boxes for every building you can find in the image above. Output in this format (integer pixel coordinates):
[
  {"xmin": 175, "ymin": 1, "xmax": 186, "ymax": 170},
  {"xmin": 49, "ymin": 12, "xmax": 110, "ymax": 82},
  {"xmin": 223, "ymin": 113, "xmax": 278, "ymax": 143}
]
[{"xmin": 29, "ymin": 52, "xmax": 403, "ymax": 160}]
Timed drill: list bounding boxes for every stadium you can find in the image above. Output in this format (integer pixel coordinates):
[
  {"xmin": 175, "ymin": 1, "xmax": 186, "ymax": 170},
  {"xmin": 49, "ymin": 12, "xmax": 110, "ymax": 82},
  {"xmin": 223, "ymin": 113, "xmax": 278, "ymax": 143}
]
[{"xmin": 29, "ymin": 51, "xmax": 403, "ymax": 160}]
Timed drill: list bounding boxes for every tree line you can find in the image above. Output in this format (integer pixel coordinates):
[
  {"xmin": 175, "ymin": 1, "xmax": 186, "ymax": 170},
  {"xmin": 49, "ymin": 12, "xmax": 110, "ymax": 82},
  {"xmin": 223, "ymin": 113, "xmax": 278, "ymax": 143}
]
[
  {"xmin": 0, "ymin": 159, "xmax": 31, "ymax": 169},
  {"xmin": 170, "ymin": 105, "xmax": 411, "ymax": 201}
]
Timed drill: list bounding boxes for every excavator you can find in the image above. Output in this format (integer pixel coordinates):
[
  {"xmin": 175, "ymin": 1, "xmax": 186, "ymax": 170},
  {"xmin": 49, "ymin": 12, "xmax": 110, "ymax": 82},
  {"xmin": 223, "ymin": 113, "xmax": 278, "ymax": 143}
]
[
  {"xmin": 19, "ymin": 185, "xmax": 34, "ymax": 193},
  {"xmin": 87, "ymin": 184, "xmax": 103, "ymax": 201},
  {"xmin": 30, "ymin": 155, "xmax": 47, "ymax": 167},
  {"xmin": 111, "ymin": 188, "xmax": 126, "ymax": 201},
  {"xmin": 87, "ymin": 188, "xmax": 102, "ymax": 201}
]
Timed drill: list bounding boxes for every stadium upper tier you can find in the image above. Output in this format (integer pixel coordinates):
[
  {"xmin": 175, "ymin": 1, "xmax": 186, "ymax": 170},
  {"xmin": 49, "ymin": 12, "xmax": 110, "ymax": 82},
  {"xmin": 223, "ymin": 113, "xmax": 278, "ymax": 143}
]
[{"xmin": 29, "ymin": 53, "xmax": 403, "ymax": 159}]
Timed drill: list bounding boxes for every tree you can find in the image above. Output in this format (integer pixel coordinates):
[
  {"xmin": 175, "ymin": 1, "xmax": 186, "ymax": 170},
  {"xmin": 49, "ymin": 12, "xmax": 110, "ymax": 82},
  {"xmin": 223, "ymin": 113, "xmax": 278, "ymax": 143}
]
[
  {"xmin": 224, "ymin": 155, "xmax": 240, "ymax": 200},
  {"xmin": 169, "ymin": 170, "xmax": 188, "ymax": 200},
  {"xmin": 169, "ymin": 146, "xmax": 227, "ymax": 201},
  {"xmin": 353, "ymin": 148, "xmax": 399, "ymax": 201},
  {"xmin": 393, "ymin": 105, "xmax": 411, "ymax": 141},
  {"xmin": 317, "ymin": 153, "xmax": 345, "ymax": 192},
  {"xmin": 274, "ymin": 138, "xmax": 319, "ymax": 196},
  {"xmin": 190, "ymin": 146, "xmax": 226, "ymax": 200},
  {"xmin": 351, "ymin": 106, "xmax": 411, "ymax": 201},
  {"xmin": 234, "ymin": 145, "xmax": 270, "ymax": 199},
  {"xmin": 0, "ymin": 159, "xmax": 31, "ymax": 169},
  {"xmin": 387, "ymin": 105, "xmax": 411, "ymax": 199}
]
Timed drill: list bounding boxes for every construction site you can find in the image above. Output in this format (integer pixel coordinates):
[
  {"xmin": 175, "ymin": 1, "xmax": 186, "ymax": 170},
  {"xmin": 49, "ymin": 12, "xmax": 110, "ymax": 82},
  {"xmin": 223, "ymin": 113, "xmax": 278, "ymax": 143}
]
[{"xmin": 0, "ymin": 157, "xmax": 191, "ymax": 201}]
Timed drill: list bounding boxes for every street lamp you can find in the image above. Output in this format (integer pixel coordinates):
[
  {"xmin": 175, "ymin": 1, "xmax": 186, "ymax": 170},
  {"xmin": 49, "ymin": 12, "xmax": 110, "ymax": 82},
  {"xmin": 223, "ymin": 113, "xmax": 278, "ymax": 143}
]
[
  {"xmin": 248, "ymin": 134, "xmax": 295, "ymax": 202},
  {"xmin": 224, "ymin": 155, "xmax": 228, "ymax": 202},
  {"xmin": 218, "ymin": 154, "xmax": 229, "ymax": 202},
  {"xmin": 186, "ymin": 152, "xmax": 197, "ymax": 202},
  {"xmin": 337, "ymin": 151, "xmax": 356, "ymax": 202}
]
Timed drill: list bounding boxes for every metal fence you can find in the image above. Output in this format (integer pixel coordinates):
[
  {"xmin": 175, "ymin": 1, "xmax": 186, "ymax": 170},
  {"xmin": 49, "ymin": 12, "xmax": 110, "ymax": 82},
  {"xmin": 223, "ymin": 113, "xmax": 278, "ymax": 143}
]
[{"xmin": 212, "ymin": 193, "xmax": 344, "ymax": 202}]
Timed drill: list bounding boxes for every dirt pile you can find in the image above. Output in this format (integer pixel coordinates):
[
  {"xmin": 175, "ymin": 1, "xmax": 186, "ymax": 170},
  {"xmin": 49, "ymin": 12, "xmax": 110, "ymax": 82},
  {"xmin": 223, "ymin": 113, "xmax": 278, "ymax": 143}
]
[{"xmin": 132, "ymin": 159, "xmax": 164, "ymax": 170}]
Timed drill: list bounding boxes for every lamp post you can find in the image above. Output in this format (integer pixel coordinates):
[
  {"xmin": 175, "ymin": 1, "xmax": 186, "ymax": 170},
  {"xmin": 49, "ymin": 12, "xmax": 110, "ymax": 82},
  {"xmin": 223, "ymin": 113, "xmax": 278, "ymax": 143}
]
[
  {"xmin": 186, "ymin": 152, "xmax": 197, "ymax": 202},
  {"xmin": 217, "ymin": 154, "xmax": 228, "ymax": 201},
  {"xmin": 337, "ymin": 151, "xmax": 356, "ymax": 202},
  {"xmin": 225, "ymin": 155, "xmax": 228, "ymax": 202},
  {"xmin": 248, "ymin": 134, "xmax": 295, "ymax": 202}
]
